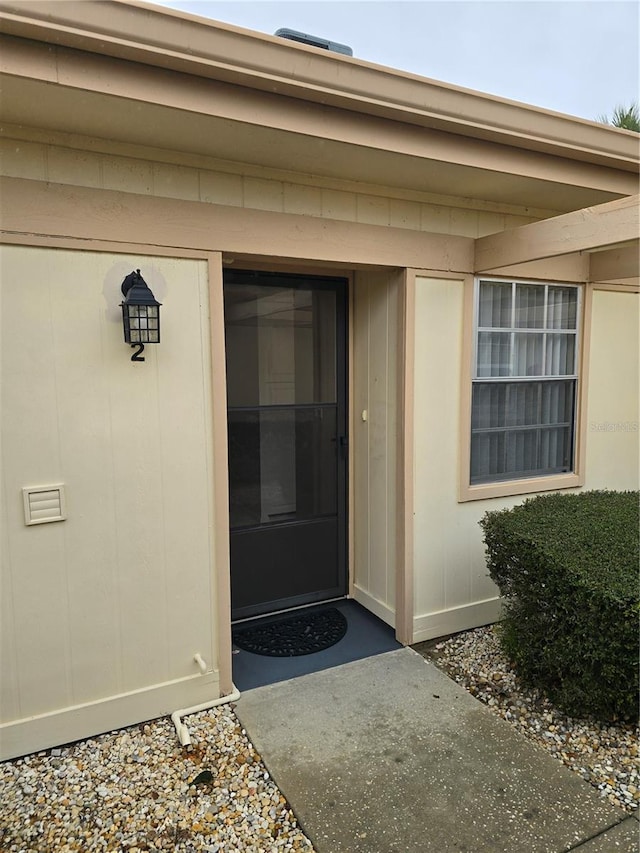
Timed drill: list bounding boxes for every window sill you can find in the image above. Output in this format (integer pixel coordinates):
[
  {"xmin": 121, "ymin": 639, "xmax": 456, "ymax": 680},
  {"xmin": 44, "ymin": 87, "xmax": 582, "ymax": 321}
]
[{"xmin": 459, "ymin": 472, "xmax": 583, "ymax": 503}]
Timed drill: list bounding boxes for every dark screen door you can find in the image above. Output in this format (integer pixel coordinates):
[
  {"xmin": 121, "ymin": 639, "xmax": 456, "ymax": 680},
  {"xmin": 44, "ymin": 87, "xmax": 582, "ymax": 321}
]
[{"xmin": 224, "ymin": 270, "xmax": 347, "ymax": 620}]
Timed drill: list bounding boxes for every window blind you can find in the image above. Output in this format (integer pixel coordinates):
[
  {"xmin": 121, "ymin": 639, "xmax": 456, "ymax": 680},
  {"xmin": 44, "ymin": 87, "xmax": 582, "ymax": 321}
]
[{"xmin": 471, "ymin": 281, "xmax": 578, "ymax": 484}]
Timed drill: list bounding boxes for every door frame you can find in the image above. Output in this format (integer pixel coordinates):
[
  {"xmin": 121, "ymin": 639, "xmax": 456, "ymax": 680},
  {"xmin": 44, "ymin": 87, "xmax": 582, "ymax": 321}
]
[{"xmin": 215, "ymin": 257, "xmax": 414, "ymax": 656}]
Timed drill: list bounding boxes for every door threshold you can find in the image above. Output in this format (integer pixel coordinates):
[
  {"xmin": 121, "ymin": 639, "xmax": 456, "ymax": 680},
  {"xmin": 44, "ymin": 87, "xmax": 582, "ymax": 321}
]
[
  {"xmin": 231, "ymin": 596, "xmax": 349, "ymax": 626},
  {"xmin": 231, "ymin": 599, "xmax": 402, "ymax": 691}
]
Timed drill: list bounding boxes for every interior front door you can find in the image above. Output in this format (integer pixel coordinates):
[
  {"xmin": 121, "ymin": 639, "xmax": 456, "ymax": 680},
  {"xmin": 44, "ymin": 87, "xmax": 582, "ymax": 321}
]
[{"xmin": 224, "ymin": 270, "xmax": 348, "ymax": 620}]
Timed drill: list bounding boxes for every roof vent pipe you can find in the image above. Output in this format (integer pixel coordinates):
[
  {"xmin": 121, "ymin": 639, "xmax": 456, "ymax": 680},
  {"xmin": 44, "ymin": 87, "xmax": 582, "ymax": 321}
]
[{"xmin": 274, "ymin": 28, "xmax": 353, "ymax": 56}]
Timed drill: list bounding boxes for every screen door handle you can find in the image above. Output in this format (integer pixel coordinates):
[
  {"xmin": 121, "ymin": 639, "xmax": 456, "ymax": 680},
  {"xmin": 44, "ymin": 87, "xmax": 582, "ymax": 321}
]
[{"xmin": 337, "ymin": 435, "xmax": 348, "ymax": 458}]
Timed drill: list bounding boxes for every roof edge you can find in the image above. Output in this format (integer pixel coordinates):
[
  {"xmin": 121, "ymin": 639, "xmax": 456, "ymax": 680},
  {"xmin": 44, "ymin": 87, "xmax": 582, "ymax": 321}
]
[{"xmin": 0, "ymin": 0, "xmax": 638, "ymax": 173}]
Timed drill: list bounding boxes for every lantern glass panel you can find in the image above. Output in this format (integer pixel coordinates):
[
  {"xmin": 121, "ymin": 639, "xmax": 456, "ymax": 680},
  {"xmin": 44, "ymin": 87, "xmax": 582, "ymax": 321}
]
[{"xmin": 124, "ymin": 305, "xmax": 161, "ymax": 343}]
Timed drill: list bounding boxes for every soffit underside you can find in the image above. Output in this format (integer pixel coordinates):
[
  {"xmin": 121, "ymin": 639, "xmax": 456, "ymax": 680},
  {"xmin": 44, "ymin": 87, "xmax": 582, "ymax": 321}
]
[
  {"xmin": 0, "ymin": 73, "xmax": 626, "ymax": 214},
  {"xmin": 0, "ymin": 0, "xmax": 637, "ymax": 172}
]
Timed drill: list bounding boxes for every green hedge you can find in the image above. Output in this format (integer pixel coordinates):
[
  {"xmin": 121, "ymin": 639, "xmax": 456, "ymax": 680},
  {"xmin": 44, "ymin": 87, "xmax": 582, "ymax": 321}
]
[{"xmin": 480, "ymin": 490, "xmax": 639, "ymax": 721}]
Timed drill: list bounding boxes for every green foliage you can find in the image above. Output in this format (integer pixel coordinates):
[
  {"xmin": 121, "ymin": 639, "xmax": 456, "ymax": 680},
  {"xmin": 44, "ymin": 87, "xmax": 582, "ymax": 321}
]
[
  {"xmin": 480, "ymin": 491, "xmax": 639, "ymax": 721},
  {"xmin": 597, "ymin": 102, "xmax": 640, "ymax": 132}
]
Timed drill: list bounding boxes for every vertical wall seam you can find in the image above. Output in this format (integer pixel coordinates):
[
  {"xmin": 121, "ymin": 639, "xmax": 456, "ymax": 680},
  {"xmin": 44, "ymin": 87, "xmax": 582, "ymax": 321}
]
[{"xmin": 48, "ymin": 260, "xmax": 75, "ymax": 708}]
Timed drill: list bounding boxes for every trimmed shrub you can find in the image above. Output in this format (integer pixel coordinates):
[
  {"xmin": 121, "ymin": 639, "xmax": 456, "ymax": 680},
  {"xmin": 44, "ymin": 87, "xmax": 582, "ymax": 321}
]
[{"xmin": 480, "ymin": 490, "xmax": 639, "ymax": 721}]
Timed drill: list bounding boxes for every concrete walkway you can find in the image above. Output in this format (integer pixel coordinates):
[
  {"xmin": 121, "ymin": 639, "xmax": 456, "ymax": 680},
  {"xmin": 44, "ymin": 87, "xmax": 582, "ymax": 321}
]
[{"xmin": 235, "ymin": 648, "xmax": 638, "ymax": 853}]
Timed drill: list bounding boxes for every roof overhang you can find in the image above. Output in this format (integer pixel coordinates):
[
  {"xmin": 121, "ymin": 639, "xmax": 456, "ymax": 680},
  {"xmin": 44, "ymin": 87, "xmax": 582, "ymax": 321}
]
[
  {"xmin": 0, "ymin": 0, "xmax": 638, "ymax": 215},
  {"xmin": 0, "ymin": 0, "xmax": 637, "ymax": 170},
  {"xmin": 0, "ymin": 1, "xmax": 638, "ymax": 283}
]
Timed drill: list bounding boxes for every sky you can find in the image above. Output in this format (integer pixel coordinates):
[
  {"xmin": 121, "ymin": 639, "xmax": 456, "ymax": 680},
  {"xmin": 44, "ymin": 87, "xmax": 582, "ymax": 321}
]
[{"xmin": 148, "ymin": 0, "xmax": 638, "ymax": 122}]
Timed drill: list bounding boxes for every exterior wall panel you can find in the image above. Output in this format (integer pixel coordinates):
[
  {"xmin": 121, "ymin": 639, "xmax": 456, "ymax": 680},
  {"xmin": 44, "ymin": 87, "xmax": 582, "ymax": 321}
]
[
  {"xmin": 0, "ymin": 135, "xmax": 538, "ymax": 241},
  {"xmin": 411, "ymin": 276, "xmax": 639, "ymax": 644},
  {"xmin": 412, "ymin": 275, "xmax": 504, "ymax": 641},
  {"xmin": 0, "ymin": 246, "xmax": 220, "ymax": 759},
  {"xmin": 199, "ymin": 170, "xmax": 244, "ymax": 207},
  {"xmin": 584, "ymin": 290, "xmax": 639, "ymax": 489},
  {"xmin": 0, "ymin": 137, "xmax": 46, "ymax": 179},
  {"xmin": 412, "ymin": 274, "xmax": 529, "ymax": 640},
  {"xmin": 352, "ymin": 270, "xmax": 400, "ymax": 626},
  {"xmin": 389, "ymin": 199, "xmax": 421, "ymax": 230},
  {"xmin": 48, "ymin": 145, "xmax": 103, "ymax": 188}
]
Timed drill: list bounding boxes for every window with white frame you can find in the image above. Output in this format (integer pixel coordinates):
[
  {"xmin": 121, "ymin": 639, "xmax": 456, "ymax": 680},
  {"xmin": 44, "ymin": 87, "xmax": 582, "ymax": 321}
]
[{"xmin": 470, "ymin": 279, "xmax": 579, "ymax": 484}]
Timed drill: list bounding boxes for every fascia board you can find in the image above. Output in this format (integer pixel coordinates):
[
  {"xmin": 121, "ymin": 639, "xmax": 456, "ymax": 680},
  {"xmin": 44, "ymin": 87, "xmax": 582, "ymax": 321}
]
[{"xmin": 0, "ymin": 0, "xmax": 638, "ymax": 174}]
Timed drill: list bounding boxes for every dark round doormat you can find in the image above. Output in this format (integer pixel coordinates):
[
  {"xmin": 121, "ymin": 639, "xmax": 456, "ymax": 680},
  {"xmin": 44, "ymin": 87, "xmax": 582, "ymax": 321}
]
[{"xmin": 233, "ymin": 607, "xmax": 348, "ymax": 657}]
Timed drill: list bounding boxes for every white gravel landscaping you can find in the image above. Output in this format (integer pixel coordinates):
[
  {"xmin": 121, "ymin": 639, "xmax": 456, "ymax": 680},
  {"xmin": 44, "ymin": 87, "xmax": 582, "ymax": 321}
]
[
  {"xmin": 2, "ymin": 624, "xmax": 637, "ymax": 851},
  {"xmin": 415, "ymin": 624, "xmax": 639, "ymax": 815},
  {"xmin": 0, "ymin": 706, "xmax": 316, "ymax": 853}
]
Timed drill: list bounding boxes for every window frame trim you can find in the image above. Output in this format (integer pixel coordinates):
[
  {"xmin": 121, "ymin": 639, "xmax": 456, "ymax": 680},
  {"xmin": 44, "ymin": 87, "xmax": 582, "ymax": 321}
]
[{"xmin": 458, "ymin": 276, "xmax": 591, "ymax": 502}]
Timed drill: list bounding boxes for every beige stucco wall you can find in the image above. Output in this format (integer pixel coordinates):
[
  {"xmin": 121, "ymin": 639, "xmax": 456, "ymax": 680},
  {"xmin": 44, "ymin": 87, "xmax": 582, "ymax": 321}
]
[
  {"xmin": 0, "ymin": 246, "xmax": 221, "ymax": 759},
  {"xmin": 584, "ymin": 289, "xmax": 640, "ymax": 489}
]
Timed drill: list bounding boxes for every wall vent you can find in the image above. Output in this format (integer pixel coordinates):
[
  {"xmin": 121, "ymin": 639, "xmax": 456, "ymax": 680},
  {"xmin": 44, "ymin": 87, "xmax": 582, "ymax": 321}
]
[{"xmin": 22, "ymin": 485, "xmax": 66, "ymax": 525}]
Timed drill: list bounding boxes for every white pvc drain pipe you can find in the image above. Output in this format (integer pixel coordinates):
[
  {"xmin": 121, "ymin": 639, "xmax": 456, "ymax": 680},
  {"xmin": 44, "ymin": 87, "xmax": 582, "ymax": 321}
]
[
  {"xmin": 171, "ymin": 654, "xmax": 241, "ymax": 747},
  {"xmin": 171, "ymin": 686, "xmax": 241, "ymax": 748}
]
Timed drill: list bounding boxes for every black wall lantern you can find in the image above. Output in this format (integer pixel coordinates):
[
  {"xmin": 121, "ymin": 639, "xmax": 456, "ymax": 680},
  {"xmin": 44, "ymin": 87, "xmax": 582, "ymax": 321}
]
[{"xmin": 120, "ymin": 269, "xmax": 161, "ymax": 362}]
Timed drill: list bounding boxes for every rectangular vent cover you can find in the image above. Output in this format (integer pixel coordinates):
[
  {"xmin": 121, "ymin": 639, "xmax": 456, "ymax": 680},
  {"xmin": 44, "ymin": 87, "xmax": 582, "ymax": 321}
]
[{"xmin": 23, "ymin": 485, "xmax": 66, "ymax": 525}]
